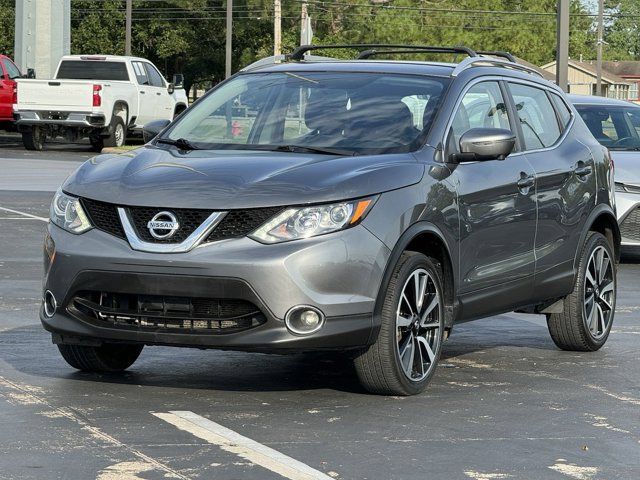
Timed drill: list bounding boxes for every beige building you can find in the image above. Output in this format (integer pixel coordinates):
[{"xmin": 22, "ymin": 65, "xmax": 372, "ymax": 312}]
[{"xmin": 541, "ymin": 60, "xmax": 631, "ymax": 99}]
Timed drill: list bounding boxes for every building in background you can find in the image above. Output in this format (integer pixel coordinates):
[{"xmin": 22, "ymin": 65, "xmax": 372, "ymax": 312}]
[
  {"xmin": 542, "ymin": 60, "xmax": 631, "ymax": 101},
  {"xmin": 14, "ymin": 0, "xmax": 70, "ymax": 79},
  {"xmin": 601, "ymin": 61, "xmax": 640, "ymax": 103}
]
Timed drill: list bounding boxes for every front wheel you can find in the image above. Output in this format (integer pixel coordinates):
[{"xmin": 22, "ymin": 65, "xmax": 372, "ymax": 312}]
[
  {"xmin": 547, "ymin": 231, "xmax": 616, "ymax": 351},
  {"xmin": 354, "ymin": 252, "xmax": 445, "ymax": 395},
  {"xmin": 57, "ymin": 343, "xmax": 143, "ymax": 372}
]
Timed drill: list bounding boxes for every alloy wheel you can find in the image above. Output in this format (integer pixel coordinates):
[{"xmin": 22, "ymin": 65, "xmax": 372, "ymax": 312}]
[
  {"xmin": 115, "ymin": 124, "xmax": 125, "ymax": 147},
  {"xmin": 395, "ymin": 268, "xmax": 442, "ymax": 381},
  {"xmin": 584, "ymin": 245, "xmax": 615, "ymax": 339}
]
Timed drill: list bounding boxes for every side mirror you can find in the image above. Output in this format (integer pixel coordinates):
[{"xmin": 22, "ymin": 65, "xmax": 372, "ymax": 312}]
[
  {"xmin": 172, "ymin": 74, "xmax": 184, "ymax": 88},
  {"xmin": 142, "ymin": 119, "xmax": 171, "ymax": 143},
  {"xmin": 26, "ymin": 68, "xmax": 36, "ymax": 79},
  {"xmin": 167, "ymin": 83, "xmax": 175, "ymax": 94},
  {"xmin": 450, "ymin": 128, "xmax": 516, "ymax": 163}
]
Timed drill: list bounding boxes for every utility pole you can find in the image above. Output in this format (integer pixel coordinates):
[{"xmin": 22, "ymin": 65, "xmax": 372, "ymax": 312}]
[
  {"xmin": 300, "ymin": 1, "xmax": 309, "ymax": 45},
  {"xmin": 596, "ymin": 0, "xmax": 604, "ymax": 96},
  {"xmin": 125, "ymin": 0, "xmax": 132, "ymax": 56},
  {"xmin": 225, "ymin": 0, "xmax": 232, "ymax": 78},
  {"xmin": 556, "ymin": 0, "xmax": 569, "ymax": 92},
  {"xmin": 274, "ymin": 0, "xmax": 282, "ymax": 56}
]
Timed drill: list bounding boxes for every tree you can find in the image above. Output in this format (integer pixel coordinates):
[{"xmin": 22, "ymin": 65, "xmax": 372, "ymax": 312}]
[
  {"xmin": 0, "ymin": 0, "xmax": 15, "ymax": 57},
  {"xmin": 603, "ymin": 0, "xmax": 640, "ymax": 60}
]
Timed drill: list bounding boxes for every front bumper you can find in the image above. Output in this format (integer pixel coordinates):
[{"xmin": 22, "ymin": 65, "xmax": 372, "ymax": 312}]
[
  {"xmin": 616, "ymin": 190, "xmax": 640, "ymax": 248},
  {"xmin": 41, "ymin": 222, "xmax": 390, "ymax": 352}
]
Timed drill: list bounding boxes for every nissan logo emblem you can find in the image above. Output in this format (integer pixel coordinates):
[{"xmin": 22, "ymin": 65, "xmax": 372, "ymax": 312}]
[{"xmin": 147, "ymin": 211, "xmax": 180, "ymax": 240}]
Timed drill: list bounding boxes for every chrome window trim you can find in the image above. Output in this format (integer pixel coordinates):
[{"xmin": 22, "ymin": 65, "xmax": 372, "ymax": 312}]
[{"xmin": 117, "ymin": 208, "xmax": 227, "ymax": 253}]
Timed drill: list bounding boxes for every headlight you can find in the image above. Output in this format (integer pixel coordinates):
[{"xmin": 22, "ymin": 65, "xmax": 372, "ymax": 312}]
[
  {"xmin": 50, "ymin": 188, "xmax": 92, "ymax": 234},
  {"xmin": 250, "ymin": 197, "xmax": 376, "ymax": 244},
  {"xmin": 615, "ymin": 182, "xmax": 627, "ymax": 193}
]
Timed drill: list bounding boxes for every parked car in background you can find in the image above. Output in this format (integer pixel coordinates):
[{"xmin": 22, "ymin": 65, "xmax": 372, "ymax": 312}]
[
  {"xmin": 0, "ymin": 55, "xmax": 22, "ymax": 131},
  {"xmin": 41, "ymin": 45, "xmax": 619, "ymax": 396},
  {"xmin": 570, "ymin": 94, "xmax": 640, "ymax": 253},
  {"xmin": 13, "ymin": 55, "xmax": 188, "ymax": 151}
]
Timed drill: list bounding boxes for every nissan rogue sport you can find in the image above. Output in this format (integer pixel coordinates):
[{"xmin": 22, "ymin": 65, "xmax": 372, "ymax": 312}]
[{"xmin": 41, "ymin": 45, "xmax": 619, "ymax": 395}]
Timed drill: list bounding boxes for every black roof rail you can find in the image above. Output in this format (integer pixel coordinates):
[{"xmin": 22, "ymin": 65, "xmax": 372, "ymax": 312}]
[
  {"xmin": 357, "ymin": 48, "xmax": 478, "ymax": 60},
  {"xmin": 476, "ymin": 50, "xmax": 517, "ymax": 63},
  {"xmin": 288, "ymin": 44, "xmax": 478, "ymax": 61}
]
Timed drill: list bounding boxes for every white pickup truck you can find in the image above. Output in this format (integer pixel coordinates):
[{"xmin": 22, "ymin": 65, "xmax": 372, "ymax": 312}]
[{"xmin": 13, "ymin": 55, "xmax": 188, "ymax": 151}]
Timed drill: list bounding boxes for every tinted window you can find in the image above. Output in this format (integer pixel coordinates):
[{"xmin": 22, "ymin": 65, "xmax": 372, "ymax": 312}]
[
  {"xmin": 144, "ymin": 63, "xmax": 164, "ymax": 88},
  {"xmin": 449, "ymin": 81, "xmax": 511, "ymax": 152},
  {"xmin": 164, "ymin": 72, "xmax": 449, "ymax": 155},
  {"xmin": 2, "ymin": 59, "xmax": 21, "ymax": 79},
  {"xmin": 56, "ymin": 61, "xmax": 129, "ymax": 81},
  {"xmin": 550, "ymin": 93, "xmax": 572, "ymax": 129},
  {"xmin": 131, "ymin": 62, "xmax": 149, "ymax": 85},
  {"xmin": 575, "ymin": 104, "xmax": 640, "ymax": 150},
  {"xmin": 509, "ymin": 83, "xmax": 561, "ymax": 149}
]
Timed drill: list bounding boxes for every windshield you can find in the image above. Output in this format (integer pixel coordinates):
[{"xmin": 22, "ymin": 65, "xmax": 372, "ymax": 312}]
[
  {"xmin": 575, "ymin": 103, "xmax": 640, "ymax": 150},
  {"xmin": 163, "ymin": 71, "xmax": 449, "ymax": 155}
]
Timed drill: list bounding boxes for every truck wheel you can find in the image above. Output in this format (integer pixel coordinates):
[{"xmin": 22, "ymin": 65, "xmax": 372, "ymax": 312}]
[
  {"xmin": 22, "ymin": 126, "xmax": 45, "ymax": 151},
  {"xmin": 103, "ymin": 116, "xmax": 126, "ymax": 148},
  {"xmin": 89, "ymin": 135, "xmax": 104, "ymax": 152},
  {"xmin": 354, "ymin": 252, "xmax": 445, "ymax": 395},
  {"xmin": 547, "ymin": 231, "xmax": 616, "ymax": 351},
  {"xmin": 57, "ymin": 343, "xmax": 143, "ymax": 372}
]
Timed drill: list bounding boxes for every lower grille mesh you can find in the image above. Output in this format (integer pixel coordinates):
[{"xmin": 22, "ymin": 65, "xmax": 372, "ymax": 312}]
[
  {"xmin": 620, "ymin": 207, "xmax": 640, "ymax": 242},
  {"xmin": 70, "ymin": 291, "xmax": 266, "ymax": 333}
]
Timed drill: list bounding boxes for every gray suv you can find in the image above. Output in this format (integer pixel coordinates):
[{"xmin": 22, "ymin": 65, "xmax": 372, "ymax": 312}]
[{"xmin": 41, "ymin": 45, "xmax": 619, "ymax": 395}]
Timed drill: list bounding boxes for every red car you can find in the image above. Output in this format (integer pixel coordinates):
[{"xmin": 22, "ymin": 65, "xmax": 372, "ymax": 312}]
[{"xmin": 0, "ymin": 55, "xmax": 21, "ymax": 129}]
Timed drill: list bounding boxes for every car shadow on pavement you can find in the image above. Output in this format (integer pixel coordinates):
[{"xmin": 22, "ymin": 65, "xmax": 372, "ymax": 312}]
[{"xmin": 0, "ymin": 318, "xmax": 559, "ymax": 394}]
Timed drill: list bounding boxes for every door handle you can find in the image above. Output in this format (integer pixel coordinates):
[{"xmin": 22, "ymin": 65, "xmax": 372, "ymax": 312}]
[
  {"xmin": 574, "ymin": 165, "xmax": 592, "ymax": 177},
  {"xmin": 517, "ymin": 173, "xmax": 535, "ymax": 192},
  {"xmin": 140, "ymin": 91, "xmax": 146, "ymax": 94},
  {"xmin": 156, "ymin": 92, "xmax": 161, "ymax": 96}
]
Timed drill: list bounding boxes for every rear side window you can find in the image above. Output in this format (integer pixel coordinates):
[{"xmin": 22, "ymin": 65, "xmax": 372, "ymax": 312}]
[
  {"xmin": 509, "ymin": 83, "xmax": 561, "ymax": 150},
  {"xmin": 131, "ymin": 62, "xmax": 149, "ymax": 85},
  {"xmin": 56, "ymin": 61, "xmax": 129, "ymax": 81},
  {"xmin": 2, "ymin": 59, "xmax": 21, "ymax": 79},
  {"xmin": 550, "ymin": 93, "xmax": 572, "ymax": 129}
]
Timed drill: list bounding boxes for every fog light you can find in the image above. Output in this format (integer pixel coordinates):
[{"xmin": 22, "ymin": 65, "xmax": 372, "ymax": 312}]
[
  {"xmin": 43, "ymin": 290, "xmax": 57, "ymax": 318},
  {"xmin": 285, "ymin": 305, "xmax": 325, "ymax": 335}
]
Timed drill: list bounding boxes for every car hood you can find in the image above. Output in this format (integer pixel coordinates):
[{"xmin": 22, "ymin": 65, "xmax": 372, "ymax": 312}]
[
  {"xmin": 610, "ymin": 150, "xmax": 640, "ymax": 185},
  {"xmin": 63, "ymin": 146, "xmax": 425, "ymax": 209}
]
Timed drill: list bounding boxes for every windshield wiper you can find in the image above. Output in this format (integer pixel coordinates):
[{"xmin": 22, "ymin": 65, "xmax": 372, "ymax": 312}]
[
  {"xmin": 156, "ymin": 138, "xmax": 200, "ymax": 151},
  {"xmin": 272, "ymin": 144, "xmax": 356, "ymax": 156}
]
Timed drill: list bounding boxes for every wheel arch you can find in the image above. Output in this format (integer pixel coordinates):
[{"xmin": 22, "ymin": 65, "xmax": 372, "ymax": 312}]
[
  {"xmin": 371, "ymin": 222, "xmax": 458, "ymax": 343},
  {"xmin": 112, "ymin": 101, "xmax": 129, "ymax": 124},
  {"xmin": 174, "ymin": 103, "xmax": 187, "ymax": 117},
  {"xmin": 578, "ymin": 206, "xmax": 621, "ymax": 265}
]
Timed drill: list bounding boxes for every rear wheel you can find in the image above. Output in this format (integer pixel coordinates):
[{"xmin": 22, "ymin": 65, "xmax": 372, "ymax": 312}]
[
  {"xmin": 354, "ymin": 252, "xmax": 445, "ymax": 395},
  {"xmin": 547, "ymin": 232, "xmax": 616, "ymax": 351},
  {"xmin": 22, "ymin": 126, "xmax": 45, "ymax": 151},
  {"xmin": 103, "ymin": 115, "xmax": 126, "ymax": 148},
  {"xmin": 57, "ymin": 343, "xmax": 143, "ymax": 372}
]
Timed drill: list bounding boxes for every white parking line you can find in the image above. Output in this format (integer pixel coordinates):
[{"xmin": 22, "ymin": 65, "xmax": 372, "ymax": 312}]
[
  {"xmin": 0, "ymin": 206, "xmax": 48, "ymax": 222},
  {"xmin": 153, "ymin": 410, "xmax": 335, "ymax": 480}
]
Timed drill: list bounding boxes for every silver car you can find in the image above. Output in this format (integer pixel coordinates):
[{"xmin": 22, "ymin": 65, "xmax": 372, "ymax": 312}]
[
  {"xmin": 570, "ymin": 94, "xmax": 640, "ymax": 253},
  {"xmin": 41, "ymin": 46, "xmax": 619, "ymax": 396}
]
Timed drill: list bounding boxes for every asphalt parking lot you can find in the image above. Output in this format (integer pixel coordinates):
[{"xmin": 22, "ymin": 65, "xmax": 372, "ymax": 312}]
[{"xmin": 0, "ymin": 135, "xmax": 639, "ymax": 480}]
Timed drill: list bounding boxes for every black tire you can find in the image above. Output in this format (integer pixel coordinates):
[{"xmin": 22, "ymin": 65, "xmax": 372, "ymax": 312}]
[
  {"xmin": 354, "ymin": 252, "xmax": 445, "ymax": 395},
  {"xmin": 22, "ymin": 126, "xmax": 44, "ymax": 151},
  {"xmin": 89, "ymin": 135, "xmax": 104, "ymax": 152},
  {"xmin": 103, "ymin": 115, "xmax": 126, "ymax": 148},
  {"xmin": 547, "ymin": 231, "xmax": 616, "ymax": 351},
  {"xmin": 57, "ymin": 343, "xmax": 143, "ymax": 372}
]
